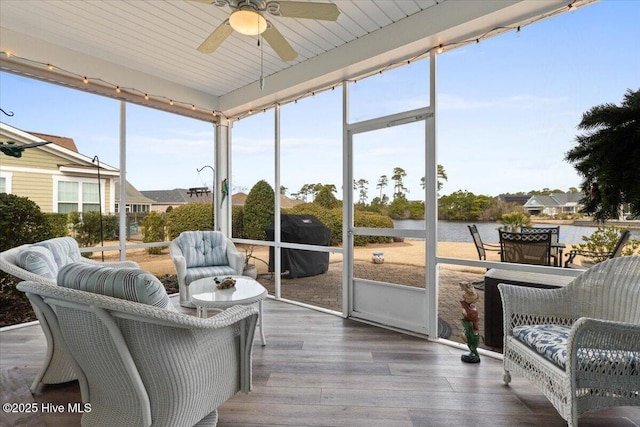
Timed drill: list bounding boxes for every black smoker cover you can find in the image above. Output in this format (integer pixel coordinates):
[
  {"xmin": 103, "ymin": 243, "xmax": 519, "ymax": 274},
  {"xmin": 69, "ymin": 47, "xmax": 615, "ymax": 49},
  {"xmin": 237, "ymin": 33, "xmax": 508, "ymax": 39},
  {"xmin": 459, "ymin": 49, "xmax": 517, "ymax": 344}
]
[{"xmin": 265, "ymin": 214, "xmax": 331, "ymax": 278}]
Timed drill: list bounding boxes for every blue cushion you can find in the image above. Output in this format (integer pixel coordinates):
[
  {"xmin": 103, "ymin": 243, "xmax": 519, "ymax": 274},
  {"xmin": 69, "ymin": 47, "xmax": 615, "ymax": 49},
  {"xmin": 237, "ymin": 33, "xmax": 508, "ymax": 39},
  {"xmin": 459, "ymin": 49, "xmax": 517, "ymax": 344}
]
[
  {"xmin": 177, "ymin": 231, "xmax": 229, "ymax": 268},
  {"xmin": 57, "ymin": 263, "xmax": 176, "ymax": 311},
  {"xmin": 36, "ymin": 237, "xmax": 82, "ymax": 268},
  {"xmin": 513, "ymin": 324, "xmax": 570, "ymax": 369},
  {"xmin": 16, "ymin": 246, "xmax": 58, "ymax": 280},
  {"xmin": 514, "ymin": 324, "xmax": 640, "ymax": 374}
]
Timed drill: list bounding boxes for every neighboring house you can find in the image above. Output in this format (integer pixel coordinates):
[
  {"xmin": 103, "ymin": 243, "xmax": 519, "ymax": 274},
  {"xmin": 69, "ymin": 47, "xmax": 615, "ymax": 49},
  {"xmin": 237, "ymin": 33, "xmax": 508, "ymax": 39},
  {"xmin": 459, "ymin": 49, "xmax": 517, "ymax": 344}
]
[
  {"xmin": 0, "ymin": 123, "xmax": 119, "ymax": 214},
  {"xmin": 113, "ymin": 179, "xmax": 154, "ymax": 213},
  {"xmin": 523, "ymin": 193, "xmax": 583, "ymax": 216},
  {"xmin": 498, "ymin": 194, "xmax": 531, "ymax": 206},
  {"xmin": 141, "ymin": 188, "xmax": 214, "ymax": 212}
]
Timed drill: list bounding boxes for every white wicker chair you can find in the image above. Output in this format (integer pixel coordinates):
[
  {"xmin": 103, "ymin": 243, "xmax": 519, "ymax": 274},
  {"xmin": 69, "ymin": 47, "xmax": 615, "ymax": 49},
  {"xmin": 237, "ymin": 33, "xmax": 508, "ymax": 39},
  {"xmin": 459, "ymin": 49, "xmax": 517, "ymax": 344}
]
[
  {"xmin": 18, "ymin": 281, "xmax": 258, "ymax": 427},
  {"xmin": 170, "ymin": 231, "xmax": 245, "ymax": 308},
  {"xmin": 0, "ymin": 238, "xmax": 138, "ymax": 394},
  {"xmin": 499, "ymin": 256, "xmax": 640, "ymax": 427}
]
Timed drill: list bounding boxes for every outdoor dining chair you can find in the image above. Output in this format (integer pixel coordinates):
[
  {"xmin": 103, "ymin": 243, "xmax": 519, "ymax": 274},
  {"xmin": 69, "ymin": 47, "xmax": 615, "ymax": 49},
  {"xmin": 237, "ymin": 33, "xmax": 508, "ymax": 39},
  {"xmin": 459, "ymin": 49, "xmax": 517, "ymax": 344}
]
[
  {"xmin": 521, "ymin": 226, "xmax": 561, "ymax": 266},
  {"xmin": 499, "ymin": 230, "xmax": 553, "ymax": 266},
  {"xmin": 564, "ymin": 229, "xmax": 631, "ymax": 268},
  {"xmin": 468, "ymin": 225, "xmax": 501, "ymax": 261}
]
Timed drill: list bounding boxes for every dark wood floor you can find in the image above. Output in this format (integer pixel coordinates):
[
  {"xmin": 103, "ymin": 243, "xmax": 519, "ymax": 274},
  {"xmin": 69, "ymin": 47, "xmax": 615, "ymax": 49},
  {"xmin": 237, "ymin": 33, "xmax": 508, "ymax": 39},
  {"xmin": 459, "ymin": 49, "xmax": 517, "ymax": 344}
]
[{"xmin": 1, "ymin": 297, "xmax": 639, "ymax": 426}]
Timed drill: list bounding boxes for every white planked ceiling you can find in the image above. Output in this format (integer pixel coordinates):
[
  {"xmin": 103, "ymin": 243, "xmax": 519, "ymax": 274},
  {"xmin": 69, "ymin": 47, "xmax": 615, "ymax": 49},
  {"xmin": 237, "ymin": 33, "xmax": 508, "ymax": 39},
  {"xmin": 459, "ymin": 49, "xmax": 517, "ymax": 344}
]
[{"xmin": 0, "ymin": 0, "xmax": 591, "ymax": 120}]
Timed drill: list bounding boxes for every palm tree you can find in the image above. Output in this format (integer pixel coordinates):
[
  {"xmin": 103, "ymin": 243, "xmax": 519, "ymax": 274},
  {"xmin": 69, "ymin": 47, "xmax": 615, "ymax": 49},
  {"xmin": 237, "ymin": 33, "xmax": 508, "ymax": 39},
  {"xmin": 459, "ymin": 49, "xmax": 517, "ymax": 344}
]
[{"xmin": 565, "ymin": 88, "xmax": 640, "ymax": 221}]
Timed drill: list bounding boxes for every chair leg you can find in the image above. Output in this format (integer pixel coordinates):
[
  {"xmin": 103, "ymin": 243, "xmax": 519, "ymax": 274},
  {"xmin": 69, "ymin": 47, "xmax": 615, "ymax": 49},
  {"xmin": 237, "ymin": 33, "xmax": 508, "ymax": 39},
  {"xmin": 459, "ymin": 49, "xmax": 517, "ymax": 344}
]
[{"xmin": 503, "ymin": 370, "xmax": 511, "ymax": 385}]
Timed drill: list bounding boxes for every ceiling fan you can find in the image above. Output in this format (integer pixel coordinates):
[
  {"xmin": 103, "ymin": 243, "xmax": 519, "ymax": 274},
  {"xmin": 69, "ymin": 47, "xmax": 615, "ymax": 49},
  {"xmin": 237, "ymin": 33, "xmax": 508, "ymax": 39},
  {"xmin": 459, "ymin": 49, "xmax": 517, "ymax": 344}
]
[{"xmin": 191, "ymin": 0, "xmax": 340, "ymax": 62}]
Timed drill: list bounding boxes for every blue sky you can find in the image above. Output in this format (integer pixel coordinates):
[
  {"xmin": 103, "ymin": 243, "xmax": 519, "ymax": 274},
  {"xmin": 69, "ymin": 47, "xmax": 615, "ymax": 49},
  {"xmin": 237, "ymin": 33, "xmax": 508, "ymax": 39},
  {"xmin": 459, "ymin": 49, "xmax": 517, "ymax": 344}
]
[{"xmin": 1, "ymin": 0, "xmax": 639, "ymax": 201}]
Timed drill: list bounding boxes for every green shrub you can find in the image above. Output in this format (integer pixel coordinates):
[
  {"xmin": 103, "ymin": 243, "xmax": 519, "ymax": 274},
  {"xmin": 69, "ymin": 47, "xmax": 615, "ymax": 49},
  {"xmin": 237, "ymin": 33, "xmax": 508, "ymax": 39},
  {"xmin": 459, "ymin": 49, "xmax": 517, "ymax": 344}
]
[
  {"xmin": 354, "ymin": 211, "xmax": 394, "ymax": 245},
  {"xmin": 44, "ymin": 213, "xmax": 69, "ymax": 238},
  {"xmin": 0, "ymin": 194, "xmax": 52, "ymax": 304},
  {"xmin": 243, "ymin": 180, "xmax": 275, "ymax": 241},
  {"xmin": 0, "ymin": 193, "xmax": 52, "ymax": 251},
  {"xmin": 140, "ymin": 211, "xmax": 166, "ymax": 254},
  {"xmin": 408, "ymin": 200, "xmax": 425, "ymax": 219},
  {"xmin": 575, "ymin": 226, "xmax": 638, "ymax": 263},
  {"xmin": 103, "ymin": 214, "xmax": 119, "ymax": 240},
  {"xmin": 314, "ymin": 186, "xmax": 340, "ymax": 209},
  {"xmin": 232, "ymin": 205, "xmax": 245, "ymax": 239},
  {"xmin": 166, "ymin": 203, "xmax": 214, "ymax": 240},
  {"xmin": 287, "ymin": 203, "xmax": 393, "ymax": 246},
  {"xmin": 387, "ymin": 197, "xmax": 410, "ymax": 219},
  {"xmin": 498, "ymin": 212, "xmax": 531, "ymax": 231}
]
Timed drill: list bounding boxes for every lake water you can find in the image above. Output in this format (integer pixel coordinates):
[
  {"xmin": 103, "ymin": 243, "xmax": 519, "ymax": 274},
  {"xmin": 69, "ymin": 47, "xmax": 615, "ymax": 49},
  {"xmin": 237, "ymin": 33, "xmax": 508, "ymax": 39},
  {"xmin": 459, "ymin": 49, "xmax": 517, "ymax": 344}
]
[{"xmin": 393, "ymin": 220, "xmax": 640, "ymax": 244}]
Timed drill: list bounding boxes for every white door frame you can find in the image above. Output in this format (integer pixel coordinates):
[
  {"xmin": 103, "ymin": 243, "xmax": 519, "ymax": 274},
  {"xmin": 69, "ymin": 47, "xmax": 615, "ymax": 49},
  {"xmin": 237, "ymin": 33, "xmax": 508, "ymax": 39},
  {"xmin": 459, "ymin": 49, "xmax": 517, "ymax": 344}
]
[{"xmin": 343, "ymin": 51, "xmax": 438, "ymax": 337}]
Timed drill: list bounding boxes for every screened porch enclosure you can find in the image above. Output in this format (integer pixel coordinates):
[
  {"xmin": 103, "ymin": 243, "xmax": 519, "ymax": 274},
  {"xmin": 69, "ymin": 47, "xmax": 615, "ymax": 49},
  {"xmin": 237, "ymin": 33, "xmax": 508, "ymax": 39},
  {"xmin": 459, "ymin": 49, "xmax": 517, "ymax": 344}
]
[{"xmin": 0, "ymin": 1, "xmax": 607, "ymax": 341}]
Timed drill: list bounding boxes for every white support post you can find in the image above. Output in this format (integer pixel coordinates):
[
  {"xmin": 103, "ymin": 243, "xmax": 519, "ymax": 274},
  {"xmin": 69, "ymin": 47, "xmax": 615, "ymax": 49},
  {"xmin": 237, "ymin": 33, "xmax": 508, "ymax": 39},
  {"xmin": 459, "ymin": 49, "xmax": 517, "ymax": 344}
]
[
  {"xmin": 118, "ymin": 101, "xmax": 127, "ymax": 261},
  {"xmin": 215, "ymin": 119, "xmax": 231, "ymax": 236},
  {"xmin": 274, "ymin": 105, "xmax": 281, "ymax": 299},
  {"xmin": 342, "ymin": 81, "xmax": 351, "ymax": 318},
  {"xmin": 424, "ymin": 51, "xmax": 439, "ymax": 338}
]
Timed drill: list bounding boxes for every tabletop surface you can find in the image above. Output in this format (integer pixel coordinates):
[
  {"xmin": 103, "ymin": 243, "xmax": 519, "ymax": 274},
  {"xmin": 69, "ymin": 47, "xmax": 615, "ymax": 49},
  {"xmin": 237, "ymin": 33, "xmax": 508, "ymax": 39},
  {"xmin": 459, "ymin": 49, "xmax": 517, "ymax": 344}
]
[{"xmin": 190, "ymin": 276, "xmax": 267, "ymax": 306}]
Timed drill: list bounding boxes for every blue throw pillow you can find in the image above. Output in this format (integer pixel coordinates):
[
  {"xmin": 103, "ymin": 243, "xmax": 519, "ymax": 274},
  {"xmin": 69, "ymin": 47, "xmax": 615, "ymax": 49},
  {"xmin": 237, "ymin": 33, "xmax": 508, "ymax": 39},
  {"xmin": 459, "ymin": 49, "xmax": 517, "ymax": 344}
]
[
  {"xmin": 57, "ymin": 263, "xmax": 176, "ymax": 311},
  {"xmin": 16, "ymin": 246, "xmax": 58, "ymax": 280}
]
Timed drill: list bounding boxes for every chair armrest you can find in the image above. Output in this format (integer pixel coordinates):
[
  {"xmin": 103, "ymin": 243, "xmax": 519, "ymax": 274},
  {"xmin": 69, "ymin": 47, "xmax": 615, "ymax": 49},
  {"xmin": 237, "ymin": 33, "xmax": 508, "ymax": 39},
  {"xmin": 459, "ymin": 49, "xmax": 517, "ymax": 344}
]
[
  {"xmin": 567, "ymin": 317, "xmax": 640, "ymax": 375},
  {"xmin": 498, "ymin": 283, "xmax": 577, "ymax": 335},
  {"xmin": 483, "ymin": 243, "xmax": 501, "ymax": 251},
  {"xmin": 564, "ymin": 249, "xmax": 612, "ymax": 267},
  {"xmin": 169, "ymin": 241, "xmax": 187, "ymax": 286},
  {"xmin": 225, "ymin": 239, "xmax": 246, "ymax": 275}
]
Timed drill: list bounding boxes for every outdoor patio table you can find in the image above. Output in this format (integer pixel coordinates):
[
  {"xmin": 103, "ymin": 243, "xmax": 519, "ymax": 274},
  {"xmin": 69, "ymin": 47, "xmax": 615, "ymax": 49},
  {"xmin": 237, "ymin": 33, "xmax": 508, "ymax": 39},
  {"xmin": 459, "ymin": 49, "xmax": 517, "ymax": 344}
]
[{"xmin": 190, "ymin": 276, "xmax": 268, "ymax": 346}]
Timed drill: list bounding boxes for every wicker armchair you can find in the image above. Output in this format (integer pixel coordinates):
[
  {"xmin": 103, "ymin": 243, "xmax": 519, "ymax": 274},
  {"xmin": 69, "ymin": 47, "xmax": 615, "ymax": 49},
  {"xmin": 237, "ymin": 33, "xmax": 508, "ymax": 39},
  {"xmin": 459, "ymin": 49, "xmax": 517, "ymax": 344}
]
[
  {"xmin": 0, "ymin": 237, "xmax": 138, "ymax": 395},
  {"xmin": 499, "ymin": 256, "xmax": 640, "ymax": 426},
  {"xmin": 170, "ymin": 231, "xmax": 245, "ymax": 308},
  {"xmin": 17, "ymin": 281, "xmax": 258, "ymax": 427}
]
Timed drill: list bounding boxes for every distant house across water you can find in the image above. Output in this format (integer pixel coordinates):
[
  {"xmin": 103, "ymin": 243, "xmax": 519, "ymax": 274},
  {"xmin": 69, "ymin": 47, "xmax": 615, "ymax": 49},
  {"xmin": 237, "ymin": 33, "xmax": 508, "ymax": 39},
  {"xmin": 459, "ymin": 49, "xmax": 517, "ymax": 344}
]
[{"xmin": 523, "ymin": 193, "xmax": 583, "ymax": 216}]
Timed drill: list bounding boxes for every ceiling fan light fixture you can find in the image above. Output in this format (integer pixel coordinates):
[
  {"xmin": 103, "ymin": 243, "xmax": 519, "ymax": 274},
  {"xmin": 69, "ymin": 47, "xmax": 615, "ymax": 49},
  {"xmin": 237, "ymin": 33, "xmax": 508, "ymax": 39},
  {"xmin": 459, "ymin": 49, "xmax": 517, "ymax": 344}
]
[{"xmin": 229, "ymin": 9, "xmax": 267, "ymax": 36}]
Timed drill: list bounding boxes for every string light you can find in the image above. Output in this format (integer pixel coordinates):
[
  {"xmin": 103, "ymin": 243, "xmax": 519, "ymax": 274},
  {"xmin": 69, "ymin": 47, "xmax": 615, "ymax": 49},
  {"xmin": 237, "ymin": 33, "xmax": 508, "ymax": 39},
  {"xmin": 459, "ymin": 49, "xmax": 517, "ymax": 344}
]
[{"xmin": 0, "ymin": 0, "xmax": 579, "ymax": 123}]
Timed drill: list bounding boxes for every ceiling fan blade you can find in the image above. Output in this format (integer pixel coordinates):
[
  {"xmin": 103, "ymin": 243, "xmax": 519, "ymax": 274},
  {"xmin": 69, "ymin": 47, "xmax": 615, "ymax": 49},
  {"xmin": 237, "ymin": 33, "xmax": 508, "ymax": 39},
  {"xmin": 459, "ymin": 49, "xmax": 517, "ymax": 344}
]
[
  {"xmin": 197, "ymin": 20, "xmax": 234, "ymax": 54},
  {"xmin": 263, "ymin": 22, "xmax": 298, "ymax": 62},
  {"xmin": 273, "ymin": 1, "xmax": 340, "ymax": 21}
]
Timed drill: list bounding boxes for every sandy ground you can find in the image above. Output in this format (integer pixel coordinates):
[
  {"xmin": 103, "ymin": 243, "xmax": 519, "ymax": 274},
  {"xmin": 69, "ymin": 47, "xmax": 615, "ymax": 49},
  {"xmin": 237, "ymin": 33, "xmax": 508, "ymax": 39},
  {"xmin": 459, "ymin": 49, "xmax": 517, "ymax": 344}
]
[{"xmin": 100, "ymin": 239, "xmax": 579, "ymax": 276}]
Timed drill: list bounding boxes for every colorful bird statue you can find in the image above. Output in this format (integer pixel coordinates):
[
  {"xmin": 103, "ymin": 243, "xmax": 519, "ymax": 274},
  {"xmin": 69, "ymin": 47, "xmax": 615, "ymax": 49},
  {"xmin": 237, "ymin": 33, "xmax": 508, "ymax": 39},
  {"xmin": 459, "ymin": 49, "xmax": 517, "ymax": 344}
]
[{"xmin": 220, "ymin": 178, "xmax": 229, "ymax": 208}]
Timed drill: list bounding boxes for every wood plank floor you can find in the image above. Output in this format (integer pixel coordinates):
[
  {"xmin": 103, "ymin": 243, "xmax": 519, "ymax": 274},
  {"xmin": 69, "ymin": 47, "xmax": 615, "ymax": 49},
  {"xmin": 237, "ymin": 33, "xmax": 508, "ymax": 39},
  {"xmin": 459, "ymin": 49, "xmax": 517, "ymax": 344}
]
[{"xmin": 1, "ymin": 296, "xmax": 639, "ymax": 427}]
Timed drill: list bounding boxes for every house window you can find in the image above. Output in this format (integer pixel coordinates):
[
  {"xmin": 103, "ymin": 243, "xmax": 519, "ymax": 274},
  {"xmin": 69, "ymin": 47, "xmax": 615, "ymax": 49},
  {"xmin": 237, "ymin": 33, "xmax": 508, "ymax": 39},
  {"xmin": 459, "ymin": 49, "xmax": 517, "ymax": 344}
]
[
  {"xmin": 82, "ymin": 182, "xmax": 100, "ymax": 212},
  {"xmin": 0, "ymin": 172, "xmax": 12, "ymax": 193},
  {"xmin": 56, "ymin": 179, "xmax": 101, "ymax": 213}
]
